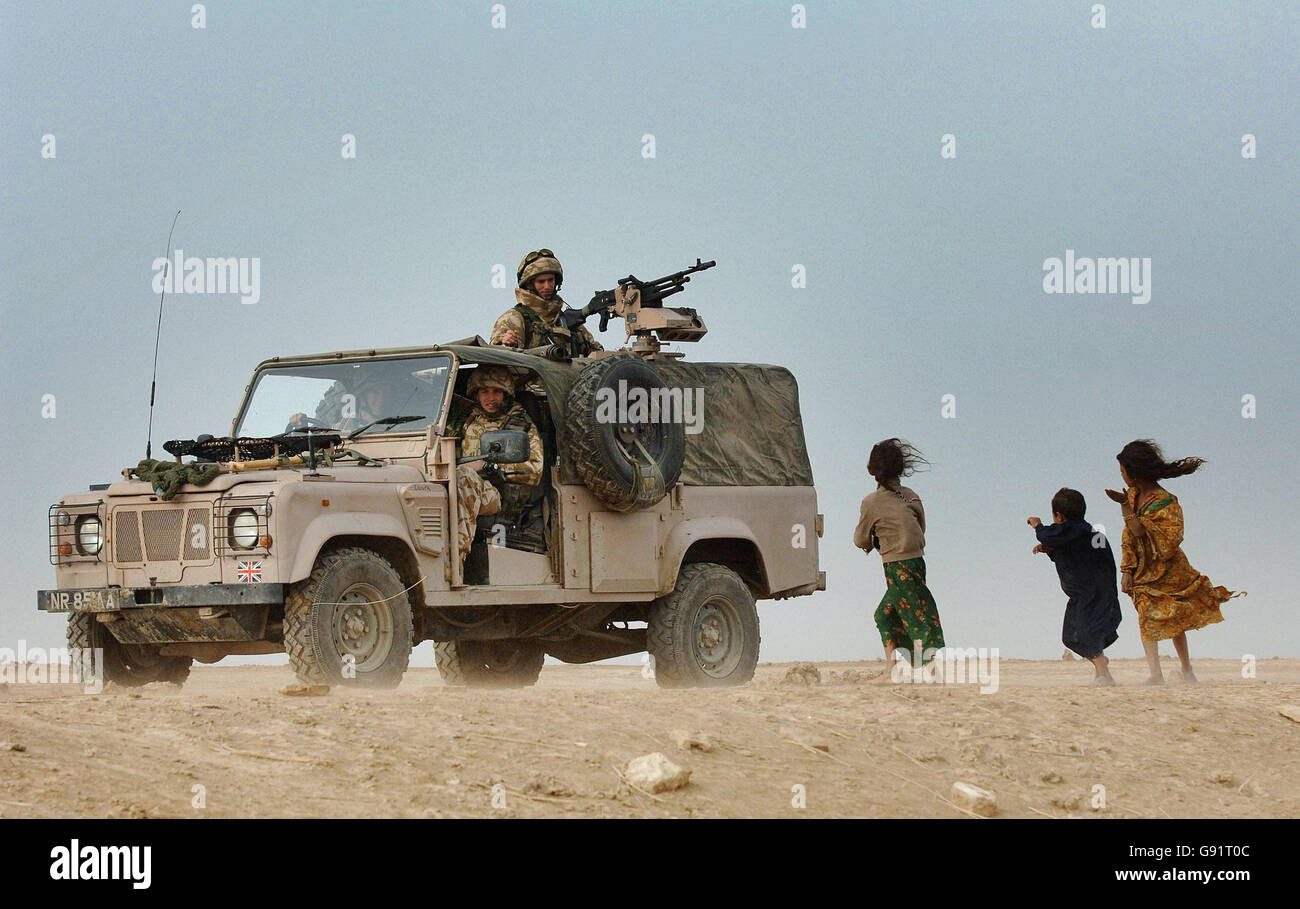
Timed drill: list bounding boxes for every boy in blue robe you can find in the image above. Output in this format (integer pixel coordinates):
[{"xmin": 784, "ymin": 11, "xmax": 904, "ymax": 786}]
[{"xmin": 1028, "ymin": 488, "xmax": 1122, "ymax": 685}]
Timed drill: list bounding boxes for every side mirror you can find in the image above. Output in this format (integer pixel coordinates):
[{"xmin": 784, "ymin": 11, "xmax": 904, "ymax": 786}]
[{"xmin": 476, "ymin": 429, "xmax": 530, "ymax": 464}]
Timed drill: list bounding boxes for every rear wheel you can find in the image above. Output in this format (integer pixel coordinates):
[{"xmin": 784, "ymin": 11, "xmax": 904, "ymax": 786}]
[
  {"xmin": 648, "ymin": 563, "xmax": 760, "ymax": 688},
  {"xmin": 284, "ymin": 547, "xmax": 413, "ymax": 688},
  {"xmin": 434, "ymin": 639, "xmax": 544, "ymax": 688},
  {"xmin": 67, "ymin": 613, "xmax": 192, "ymax": 687}
]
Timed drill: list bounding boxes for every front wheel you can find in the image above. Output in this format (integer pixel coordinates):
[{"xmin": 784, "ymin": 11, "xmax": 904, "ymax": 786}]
[
  {"xmin": 284, "ymin": 547, "xmax": 413, "ymax": 688},
  {"xmin": 648, "ymin": 562, "xmax": 760, "ymax": 688},
  {"xmin": 66, "ymin": 613, "xmax": 192, "ymax": 687}
]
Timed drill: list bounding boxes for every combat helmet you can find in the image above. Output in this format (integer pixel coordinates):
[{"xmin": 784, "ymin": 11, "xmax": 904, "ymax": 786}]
[
  {"xmin": 516, "ymin": 248, "xmax": 563, "ymax": 290},
  {"xmin": 466, "ymin": 364, "xmax": 515, "ymax": 397}
]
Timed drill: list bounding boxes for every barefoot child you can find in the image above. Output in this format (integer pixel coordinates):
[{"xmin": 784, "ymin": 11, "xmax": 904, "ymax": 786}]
[
  {"xmin": 853, "ymin": 438, "xmax": 945, "ymax": 683},
  {"xmin": 1106, "ymin": 439, "xmax": 1243, "ymax": 685},
  {"xmin": 1028, "ymin": 488, "xmax": 1121, "ymax": 685}
]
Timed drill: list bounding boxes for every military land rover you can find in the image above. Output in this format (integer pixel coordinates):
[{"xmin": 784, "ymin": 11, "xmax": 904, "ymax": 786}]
[{"xmin": 39, "ymin": 266, "xmax": 824, "ymax": 688}]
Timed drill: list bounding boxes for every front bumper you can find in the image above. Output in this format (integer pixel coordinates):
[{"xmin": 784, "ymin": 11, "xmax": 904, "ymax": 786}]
[{"xmin": 37, "ymin": 584, "xmax": 286, "ymax": 614}]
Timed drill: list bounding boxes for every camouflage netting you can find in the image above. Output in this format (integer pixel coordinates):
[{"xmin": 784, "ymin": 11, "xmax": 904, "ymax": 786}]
[
  {"xmin": 440, "ymin": 340, "xmax": 813, "ymax": 488},
  {"xmin": 130, "ymin": 459, "xmax": 221, "ymax": 501}
]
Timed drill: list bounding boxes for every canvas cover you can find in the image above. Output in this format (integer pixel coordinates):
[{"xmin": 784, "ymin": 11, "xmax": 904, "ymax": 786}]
[{"xmin": 439, "ymin": 340, "xmax": 814, "ymax": 488}]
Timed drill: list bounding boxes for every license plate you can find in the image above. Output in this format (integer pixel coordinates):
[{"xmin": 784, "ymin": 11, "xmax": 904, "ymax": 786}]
[{"xmin": 44, "ymin": 589, "xmax": 120, "ymax": 613}]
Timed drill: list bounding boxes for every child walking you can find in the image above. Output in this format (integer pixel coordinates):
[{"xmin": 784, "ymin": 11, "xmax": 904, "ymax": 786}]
[
  {"xmin": 1105, "ymin": 439, "xmax": 1243, "ymax": 684},
  {"xmin": 1028, "ymin": 488, "xmax": 1121, "ymax": 685},
  {"xmin": 853, "ymin": 438, "xmax": 945, "ymax": 683}
]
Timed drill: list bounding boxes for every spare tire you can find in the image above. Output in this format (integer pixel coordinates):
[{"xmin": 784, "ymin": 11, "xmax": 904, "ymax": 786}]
[{"xmin": 565, "ymin": 355, "xmax": 686, "ymax": 511}]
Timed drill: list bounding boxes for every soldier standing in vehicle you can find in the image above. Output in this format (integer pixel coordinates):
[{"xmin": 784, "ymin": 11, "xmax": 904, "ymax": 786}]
[
  {"xmin": 491, "ymin": 249, "xmax": 603, "ymax": 356},
  {"xmin": 454, "ymin": 365, "xmax": 544, "ymax": 564}
]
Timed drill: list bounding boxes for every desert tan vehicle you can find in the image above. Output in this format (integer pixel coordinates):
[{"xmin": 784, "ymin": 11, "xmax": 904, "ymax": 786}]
[{"xmin": 39, "ymin": 272, "xmax": 823, "ymax": 689}]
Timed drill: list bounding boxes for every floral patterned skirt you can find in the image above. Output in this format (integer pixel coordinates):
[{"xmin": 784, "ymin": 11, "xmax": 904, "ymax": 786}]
[
  {"xmin": 1132, "ymin": 552, "xmax": 1237, "ymax": 642},
  {"xmin": 875, "ymin": 557, "xmax": 946, "ymax": 656}
]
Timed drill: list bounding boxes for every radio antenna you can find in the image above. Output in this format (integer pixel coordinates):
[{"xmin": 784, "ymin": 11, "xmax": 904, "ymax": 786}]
[{"xmin": 145, "ymin": 210, "xmax": 181, "ymax": 460}]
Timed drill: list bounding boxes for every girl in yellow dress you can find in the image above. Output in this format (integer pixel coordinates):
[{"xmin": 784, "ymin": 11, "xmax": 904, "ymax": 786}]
[{"xmin": 1105, "ymin": 440, "xmax": 1243, "ymax": 685}]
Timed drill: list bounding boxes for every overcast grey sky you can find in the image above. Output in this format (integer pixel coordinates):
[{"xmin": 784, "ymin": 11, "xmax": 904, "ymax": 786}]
[{"xmin": 2, "ymin": 1, "xmax": 1295, "ymax": 664}]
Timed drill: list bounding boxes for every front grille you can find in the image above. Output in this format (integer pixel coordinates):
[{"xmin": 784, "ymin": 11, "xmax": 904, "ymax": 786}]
[
  {"xmin": 183, "ymin": 508, "xmax": 211, "ymax": 559},
  {"xmin": 143, "ymin": 508, "xmax": 185, "ymax": 561},
  {"xmin": 114, "ymin": 511, "xmax": 143, "ymax": 562},
  {"xmin": 110, "ymin": 505, "xmax": 213, "ymax": 565}
]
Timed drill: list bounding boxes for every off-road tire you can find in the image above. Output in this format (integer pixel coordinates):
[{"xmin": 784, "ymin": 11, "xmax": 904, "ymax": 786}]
[
  {"xmin": 67, "ymin": 612, "xmax": 192, "ymax": 688},
  {"xmin": 434, "ymin": 639, "xmax": 544, "ymax": 688},
  {"xmin": 648, "ymin": 562, "xmax": 760, "ymax": 689},
  {"xmin": 284, "ymin": 546, "xmax": 413, "ymax": 688},
  {"xmin": 564, "ymin": 355, "xmax": 686, "ymax": 512}
]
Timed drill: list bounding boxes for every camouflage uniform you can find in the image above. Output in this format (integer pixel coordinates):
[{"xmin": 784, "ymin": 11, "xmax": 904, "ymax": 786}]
[
  {"xmin": 463, "ymin": 405, "xmax": 543, "ymax": 499},
  {"xmin": 453, "ymin": 366, "xmax": 544, "ymax": 564},
  {"xmin": 454, "ymin": 464, "xmax": 500, "ymax": 566},
  {"xmin": 490, "ymin": 250, "xmax": 603, "ymax": 357}
]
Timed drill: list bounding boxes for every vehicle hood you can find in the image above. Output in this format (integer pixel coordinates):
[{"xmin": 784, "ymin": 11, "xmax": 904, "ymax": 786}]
[{"xmin": 102, "ymin": 465, "xmax": 426, "ymax": 497}]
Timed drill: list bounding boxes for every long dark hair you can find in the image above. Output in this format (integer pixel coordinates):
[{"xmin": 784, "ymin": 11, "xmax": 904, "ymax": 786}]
[
  {"xmin": 868, "ymin": 438, "xmax": 928, "ymax": 484},
  {"xmin": 1116, "ymin": 439, "xmax": 1205, "ymax": 482}
]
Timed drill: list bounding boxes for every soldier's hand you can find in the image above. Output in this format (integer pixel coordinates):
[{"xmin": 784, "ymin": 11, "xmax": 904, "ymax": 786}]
[
  {"xmin": 1027, "ymin": 516, "xmax": 1041, "ymax": 528},
  {"xmin": 500, "ymin": 329, "xmax": 521, "ymax": 347},
  {"xmin": 479, "ymin": 463, "xmax": 506, "ymax": 488}
]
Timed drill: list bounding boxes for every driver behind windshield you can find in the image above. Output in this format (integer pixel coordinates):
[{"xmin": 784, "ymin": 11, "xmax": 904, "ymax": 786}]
[
  {"xmin": 338, "ymin": 381, "xmax": 394, "ymax": 433},
  {"xmin": 287, "ymin": 378, "xmax": 397, "ymax": 435}
]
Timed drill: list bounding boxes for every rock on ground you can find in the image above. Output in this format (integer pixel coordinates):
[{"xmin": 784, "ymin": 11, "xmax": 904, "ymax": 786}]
[
  {"xmin": 951, "ymin": 781, "xmax": 997, "ymax": 817},
  {"xmin": 625, "ymin": 752, "xmax": 691, "ymax": 794},
  {"xmin": 279, "ymin": 683, "xmax": 331, "ymax": 697}
]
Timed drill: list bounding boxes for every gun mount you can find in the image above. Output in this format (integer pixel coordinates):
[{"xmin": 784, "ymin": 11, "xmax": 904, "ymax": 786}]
[{"xmin": 562, "ymin": 258, "xmax": 715, "ymax": 360}]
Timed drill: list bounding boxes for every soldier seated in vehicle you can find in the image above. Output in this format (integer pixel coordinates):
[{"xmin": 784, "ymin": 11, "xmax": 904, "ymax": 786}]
[
  {"xmin": 453, "ymin": 365, "xmax": 544, "ymax": 568},
  {"xmin": 337, "ymin": 380, "xmax": 396, "ymax": 434},
  {"xmin": 287, "ymin": 378, "xmax": 400, "ymax": 435}
]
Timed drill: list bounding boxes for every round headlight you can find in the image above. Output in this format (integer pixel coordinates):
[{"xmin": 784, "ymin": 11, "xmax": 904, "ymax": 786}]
[
  {"xmin": 230, "ymin": 509, "xmax": 260, "ymax": 549},
  {"xmin": 76, "ymin": 516, "xmax": 102, "ymax": 555}
]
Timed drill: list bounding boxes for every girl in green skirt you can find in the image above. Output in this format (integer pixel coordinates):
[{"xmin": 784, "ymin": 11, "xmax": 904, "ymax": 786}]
[{"xmin": 852, "ymin": 438, "xmax": 946, "ymax": 682}]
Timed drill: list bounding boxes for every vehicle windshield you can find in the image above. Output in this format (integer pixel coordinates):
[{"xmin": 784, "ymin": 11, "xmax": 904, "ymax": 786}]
[{"xmin": 234, "ymin": 354, "xmax": 453, "ymax": 438}]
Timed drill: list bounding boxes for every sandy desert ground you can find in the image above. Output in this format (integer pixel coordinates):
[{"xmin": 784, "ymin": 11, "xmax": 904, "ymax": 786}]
[{"xmin": 2, "ymin": 657, "xmax": 1298, "ymax": 819}]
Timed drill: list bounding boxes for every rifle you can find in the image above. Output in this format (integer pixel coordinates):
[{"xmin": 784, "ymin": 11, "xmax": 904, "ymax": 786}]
[{"xmin": 561, "ymin": 258, "xmax": 716, "ymax": 333}]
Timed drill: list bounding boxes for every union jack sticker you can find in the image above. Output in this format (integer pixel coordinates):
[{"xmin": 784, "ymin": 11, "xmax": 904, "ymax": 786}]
[{"xmin": 235, "ymin": 560, "xmax": 263, "ymax": 583}]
